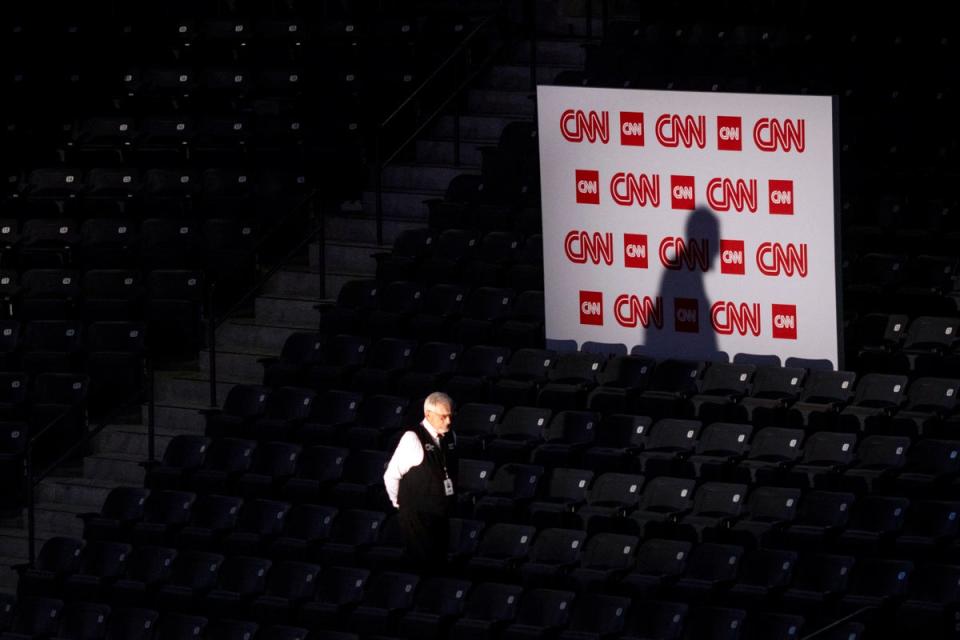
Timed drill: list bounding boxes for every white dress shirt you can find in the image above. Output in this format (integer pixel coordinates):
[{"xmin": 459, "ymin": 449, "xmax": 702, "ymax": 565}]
[{"xmin": 383, "ymin": 419, "xmax": 444, "ymax": 508}]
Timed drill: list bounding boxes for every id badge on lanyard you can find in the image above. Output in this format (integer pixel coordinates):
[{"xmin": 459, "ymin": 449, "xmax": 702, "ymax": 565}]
[{"xmin": 443, "ymin": 476, "xmax": 454, "ymax": 496}]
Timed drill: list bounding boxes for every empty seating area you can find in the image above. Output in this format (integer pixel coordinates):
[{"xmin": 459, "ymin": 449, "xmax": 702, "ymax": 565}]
[{"xmin": 3, "ymin": 2, "xmax": 960, "ymax": 640}]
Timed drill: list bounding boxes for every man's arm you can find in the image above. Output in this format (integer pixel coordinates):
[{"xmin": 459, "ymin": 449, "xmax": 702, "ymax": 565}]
[{"xmin": 383, "ymin": 430, "xmax": 424, "ymax": 508}]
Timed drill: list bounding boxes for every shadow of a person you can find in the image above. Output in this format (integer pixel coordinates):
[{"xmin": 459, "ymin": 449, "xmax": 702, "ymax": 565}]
[{"xmin": 642, "ymin": 206, "xmax": 724, "ymax": 361}]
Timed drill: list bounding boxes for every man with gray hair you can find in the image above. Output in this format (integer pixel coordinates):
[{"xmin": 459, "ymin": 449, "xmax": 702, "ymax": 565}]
[{"xmin": 383, "ymin": 391, "xmax": 457, "ymax": 571}]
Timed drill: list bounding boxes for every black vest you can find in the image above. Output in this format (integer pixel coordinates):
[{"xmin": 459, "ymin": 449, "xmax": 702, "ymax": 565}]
[{"xmin": 397, "ymin": 423, "xmax": 458, "ymax": 513}]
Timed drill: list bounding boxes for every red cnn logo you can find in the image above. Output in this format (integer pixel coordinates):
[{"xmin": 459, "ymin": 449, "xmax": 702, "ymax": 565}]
[
  {"xmin": 619, "ymin": 112, "xmax": 645, "ymax": 146},
  {"xmin": 772, "ymin": 304, "xmax": 798, "ymax": 340},
  {"xmin": 670, "ymin": 175, "xmax": 695, "ymax": 210},
  {"xmin": 769, "ymin": 180, "xmax": 794, "ymax": 214},
  {"xmin": 720, "ymin": 240, "xmax": 746, "ymax": 275},
  {"xmin": 579, "ymin": 291, "xmax": 604, "ymax": 325},
  {"xmin": 564, "ymin": 230, "xmax": 614, "ymax": 265},
  {"xmin": 560, "ymin": 109, "xmax": 610, "ymax": 144},
  {"xmin": 674, "ymin": 298, "xmax": 700, "ymax": 333},
  {"xmin": 576, "ymin": 170, "xmax": 600, "ymax": 204},
  {"xmin": 623, "ymin": 234, "xmax": 648, "ymax": 268},
  {"xmin": 717, "ymin": 116, "xmax": 742, "ymax": 151}
]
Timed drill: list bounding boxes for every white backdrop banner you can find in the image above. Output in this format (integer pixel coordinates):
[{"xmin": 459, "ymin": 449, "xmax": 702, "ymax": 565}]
[{"xmin": 537, "ymin": 85, "xmax": 840, "ymax": 367}]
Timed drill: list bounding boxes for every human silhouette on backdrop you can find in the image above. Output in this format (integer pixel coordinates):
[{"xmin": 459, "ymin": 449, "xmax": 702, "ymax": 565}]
[{"xmin": 645, "ymin": 206, "xmax": 723, "ymax": 361}]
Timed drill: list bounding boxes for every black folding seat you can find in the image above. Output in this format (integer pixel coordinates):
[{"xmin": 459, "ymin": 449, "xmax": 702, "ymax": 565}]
[
  {"xmin": 527, "ymin": 468, "xmax": 594, "ymax": 529},
  {"xmin": 838, "ymin": 435, "xmax": 911, "ymax": 493},
  {"xmin": 682, "ymin": 422, "xmax": 753, "ymax": 480},
  {"xmin": 0, "ymin": 421, "xmax": 26, "ymax": 511},
  {"xmin": 448, "ymin": 518, "xmax": 486, "ymax": 567},
  {"xmin": 85, "ymin": 321, "xmax": 146, "ymax": 416},
  {"xmin": 406, "ymin": 284, "xmax": 468, "ymax": 342},
  {"xmin": 449, "ymin": 582, "xmax": 522, "ymax": 640},
  {"xmin": 134, "ymin": 116, "xmax": 194, "ymax": 166},
  {"xmin": 140, "ymin": 169, "xmax": 197, "ymax": 217},
  {"xmin": 0, "ymin": 373, "xmax": 29, "ymax": 420},
  {"xmin": 454, "ymin": 459, "xmax": 496, "ymax": 517},
  {"xmin": 888, "ymin": 316, "xmax": 959, "ymax": 376},
  {"xmin": 726, "ymin": 548, "xmax": 797, "ymax": 608},
  {"xmin": 130, "ymin": 490, "xmax": 196, "ymax": 546},
  {"xmin": 205, "ymin": 556, "xmax": 273, "ymax": 621},
  {"xmin": 580, "ymin": 414, "xmax": 651, "ymax": 473},
  {"xmin": 575, "ymin": 472, "xmax": 645, "ymax": 534},
  {"xmin": 110, "ymin": 546, "xmax": 179, "ymax": 607},
  {"xmin": 187, "ymin": 437, "xmax": 256, "ymax": 495},
  {"xmin": 14, "ymin": 536, "xmax": 84, "ymax": 598},
  {"xmin": 222, "ymin": 499, "xmax": 291, "ymax": 556},
  {"xmin": 685, "ymin": 363, "xmax": 756, "ymax": 422},
  {"xmin": 0, "ymin": 273, "xmax": 19, "ymax": 320},
  {"xmin": 450, "ymin": 287, "xmax": 515, "ymax": 346},
  {"xmin": 251, "ymin": 561, "xmax": 322, "ymax": 624},
  {"xmin": 888, "ymin": 377, "xmax": 960, "ymax": 438},
  {"xmin": 156, "ymin": 550, "xmax": 225, "ymax": 612},
  {"xmin": 202, "ymin": 219, "xmax": 257, "ymax": 303},
  {"xmin": 397, "ymin": 576, "xmax": 473, "ymax": 640},
  {"xmin": 780, "ymin": 369, "xmax": 858, "ymax": 428},
  {"xmin": 669, "ymin": 543, "xmax": 745, "ymax": 603},
  {"xmin": 676, "ymin": 483, "xmax": 749, "ymax": 542},
  {"xmin": 18, "ymin": 268, "xmax": 81, "ymax": 320},
  {"xmin": 629, "ymin": 476, "xmax": 696, "ymax": 537},
  {"xmin": 484, "ymin": 407, "xmax": 551, "ymax": 465},
  {"xmin": 890, "ymin": 438, "xmax": 960, "ymax": 496},
  {"xmin": 233, "ymin": 441, "xmax": 300, "ymax": 499},
  {"xmin": 270, "ymin": 503, "xmax": 338, "ymax": 561},
  {"xmin": 144, "ymin": 435, "xmax": 210, "ymax": 491},
  {"xmin": 80, "ymin": 168, "xmax": 140, "ymax": 215},
  {"xmin": 732, "ymin": 365, "xmax": 806, "ymax": 426},
  {"xmin": 53, "ymin": 601, "xmax": 111, "ymax": 640},
  {"xmin": 530, "ymin": 411, "xmax": 598, "ymax": 468},
  {"xmin": 174, "ymin": 494, "xmax": 244, "ymax": 551},
  {"xmin": 895, "ymin": 499, "xmax": 960, "ymax": 559},
  {"xmin": 315, "ymin": 508, "xmax": 387, "ymax": 567},
  {"xmin": 416, "ymin": 228, "xmax": 478, "ymax": 285},
  {"xmin": 741, "ymin": 612, "xmax": 805, "ymax": 640},
  {"xmin": 203, "ymin": 384, "xmax": 270, "ymax": 439},
  {"xmin": 206, "ymin": 619, "xmax": 260, "ymax": 640},
  {"xmin": 153, "ymin": 613, "xmax": 208, "ymax": 640},
  {"xmin": 298, "ymin": 565, "xmax": 370, "ymax": 629},
  {"xmin": 895, "ymin": 563, "xmax": 960, "ymax": 637},
  {"xmin": 450, "ymin": 402, "xmax": 504, "ymax": 457},
  {"xmin": 0, "ymin": 597, "xmax": 64, "ymax": 640},
  {"xmin": 348, "ymin": 337, "xmax": 417, "ymax": 395},
  {"xmin": 734, "ymin": 428, "xmax": 805, "ymax": 484},
  {"xmin": 100, "ymin": 607, "xmax": 157, "ymax": 640},
  {"xmin": 80, "ymin": 218, "xmax": 140, "ymax": 269},
  {"xmin": 837, "ymin": 558, "xmax": 913, "ymax": 615},
  {"xmin": 519, "ymin": 528, "xmax": 587, "ymax": 587},
  {"xmin": 466, "ymin": 523, "xmax": 537, "ymax": 581},
  {"xmin": 635, "ymin": 418, "xmax": 703, "ymax": 477},
  {"xmin": 79, "ymin": 486, "xmax": 149, "ymax": 542},
  {"xmin": 779, "ymin": 431, "xmax": 858, "ymax": 489},
  {"xmin": 293, "ymin": 390, "xmax": 362, "ymax": 446},
  {"xmin": 424, "ymin": 176, "xmax": 485, "ymax": 231},
  {"xmin": 317, "ymin": 280, "xmax": 380, "ymax": 337},
  {"xmin": 20, "ymin": 320, "xmax": 84, "ymax": 375},
  {"xmin": 464, "ymin": 231, "xmax": 521, "ymax": 287},
  {"xmin": 280, "ymin": 445, "xmax": 348, "ymax": 504},
  {"xmin": 394, "ymin": 341, "xmax": 463, "ymax": 400},
  {"xmin": 305, "ymin": 334, "xmax": 370, "ymax": 390},
  {"xmin": 363, "ymin": 512, "xmax": 407, "ymax": 570},
  {"xmin": 61, "ymin": 539, "xmax": 132, "ymax": 601},
  {"xmin": 348, "ymin": 571, "xmax": 420, "ymax": 637},
  {"xmin": 496, "ymin": 290, "xmax": 546, "ymax": 350},
  {"xmin": 197, "ymin": 168, "xmax": 252, "ymax": 216},
  {"xmin": 258, "ymin": 626, "xmax": 312, "ymax": 640},
  {"xmin": 145, "ymin": 270, "xmax": 204, "ymax": 360},
  {"xmin": 780, "ymin": 491, "xmax": 856, "ymax": 551},
  {"xmin": 28, "ymin": 372, "xmax": 89, "ymax": 468},
  {"xmin": 535, "ymin": 352, "xmax": 606, "ymax": 411},
  {"xmin": 620, "ymin": 538, "xmax": 693, "ymax": 598},
  {"xmin": 327, "ymin": 449, "xmax": 391, "ymax": 511},
  {"xmin": 725, "ymin": 486, "xmax": 801, "ymax": 548},
  {"xmin": 500, "ymin": 588, "xmax": 575, "ymax": 640},
  {"xmin": 364, "ymin": 281, "xmax": 426, "ymax": 339},
  {"xmin": 834, "ymin": 495, "xmax": 911, "ymax": 553},
  {"xmin": 24, "ymin": 168, "xmax": 83, "ymax": 214},
  {"xmin": 81, "ymin": 269, "xmax": 143, "ymax": 321},
  {"xmin": 472, "ymin": 463, "xmax": 544, "ymax": 523},
  {"xmin": 830, "ymin": 373, "xmax": 908, "ymax": 433},
  {"xmin": 248, "ymin": 387, "xmax": 315, "ymax": 442},
  {"xmin": 631, "ymin": 359, "xmax": 707, "ymax": 420},
  {"xmin": 566, "ymin": 533, "xmax": 638, "ymax": 591},
  {"xmin": 488, "ymin": 348, "xmax": 556, "ymax": 407},
  {"xmin": 0, "ymin": 222, "xmax": 17, "ymax": 270},
  {"xmin": 372, "ymin": 229, "xmax": 435, "ymax": 283},
  {"xmin": 139, "ymin": 219, "xmax": 203, "ymax": 271},
  {"xmin": 619, "ymin": 599, "xmax": 688, "ymax": 640}
]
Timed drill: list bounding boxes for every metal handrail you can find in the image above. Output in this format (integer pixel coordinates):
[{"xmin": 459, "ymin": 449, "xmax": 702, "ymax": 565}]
[{"xmin": 800, "ymin": 606, "xmax": 875, "ymax": 640}]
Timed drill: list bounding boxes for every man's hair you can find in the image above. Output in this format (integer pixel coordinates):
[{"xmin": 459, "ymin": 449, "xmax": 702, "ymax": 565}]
[{"xmin": 423, "ymin": 391, "xmax": 453, "ymax": 414}]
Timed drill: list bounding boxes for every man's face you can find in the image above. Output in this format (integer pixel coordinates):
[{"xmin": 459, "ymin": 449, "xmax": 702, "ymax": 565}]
[{"xmin": 425, "ymin": 404, "xmax": 453, "ymax": 434}]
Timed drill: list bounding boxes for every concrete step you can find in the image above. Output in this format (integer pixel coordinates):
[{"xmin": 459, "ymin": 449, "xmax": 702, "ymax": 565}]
[
  {"xmin": 414, "ymin": 137, "xmax": 487, "ymax": 166},
  {"xmin": 216, "ymin": 320, "xmax": 301, "ymax": 353},
  {"xmin": 431, "ymin": 113, "xmax": 530, "ymax": 140},
  {"xmin": 155, "ymin": 372, "xmax": 237, "ymax": 406},
  {"xmin": 360, "ymin": 188, "xmax": 440, "ymax": 220},
  {"xmin": 0, "ymin": 555, "xmax": 22, "ymax": 594},
  {"xmin": 198, "ymin": 349, "xmax": 268, "ymax": 383},
  {"xmin": 467, "ymin": 88, "xmax": 537, "ymax": 116},
  {"xmin": 0, "ymin": 530, "xmax": 33, "ymax": 563},
  {"xmin": 325, "ymin": 272, "xmax": 369, "ymax": 302},
  {"xmin": 481, "ymin": 63, "xmax": 577, "ymax": 90},
  {"xmin": 262, "ymin": 269, "xmax": 326, "ymax": 299},
  {"xmin": 30, "ymin": 503, "xmax": 86, "ymax": 538},
  {"xmin": 380, "ymin": 163, "xmax": 478, "ymax": 192},
  {"xmin": 316, "ymin": 240, "xmax": 382, "ymax": 274},
  {"xmin": 512, "ymin": 39, "xmax": 588, "ymax": 65},
  {"xmin": 35, "ymin": 476, "xmax": 128, "ymax": 510},
  {"xmin": 93, "ymin": 423, "xmax": 202, "ymax": 459},
  {"xmin": 322, "ymin": 213, "xmax": 425, "ymax": 246},
  {"xmin": 255, "ymin": 294, "xmax": 322, "ymax": 328},
  {"xmin": 145, "ymin": 402, "xmax": 211, "ymax": 434},
  {"xmin": 84, "ymin": 452, "xmax": 146, "ymax": 484}
]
